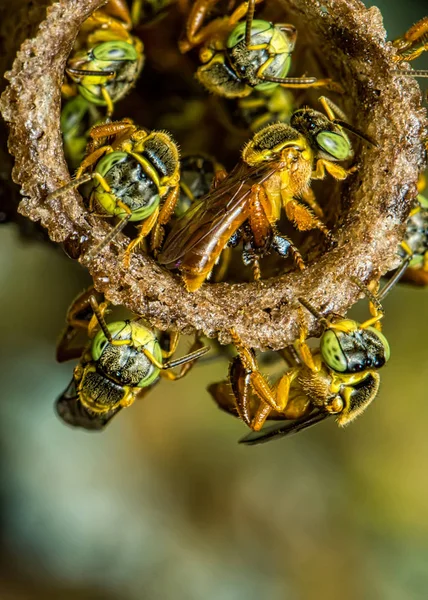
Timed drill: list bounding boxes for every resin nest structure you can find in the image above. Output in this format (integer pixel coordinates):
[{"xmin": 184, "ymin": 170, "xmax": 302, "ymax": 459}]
[{"xmin": 1, "ymin": 0, "xmax": 427, "ymax": 350}]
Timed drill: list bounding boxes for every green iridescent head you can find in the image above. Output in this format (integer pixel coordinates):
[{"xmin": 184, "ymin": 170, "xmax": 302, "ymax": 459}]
[
  {"xmin": 321, "ymin": 320, "xmax": 390, "ymax": 374},
  {"xmin": 290, "ymin": 108, "xmax": 353, "ymax": 161},
  {"xmin": 69, "ymin": 39, "xmax": 144, "ymax": 106}
]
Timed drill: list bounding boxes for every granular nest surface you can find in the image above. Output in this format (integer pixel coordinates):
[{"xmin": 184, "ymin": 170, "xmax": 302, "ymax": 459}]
[{"xmin": 0, "ymin": 0, "xmax": 426, "ymax": 349}]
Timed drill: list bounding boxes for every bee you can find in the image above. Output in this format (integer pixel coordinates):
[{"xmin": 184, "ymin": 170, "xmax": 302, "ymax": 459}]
[
  {"xmin": 158, "ymin": 96, "xmax": 374, "ymax": 291},
  {"xmin": 209, "ymin": 269, "xmax": 408, "ymax": 445},
  {"xmin": 48, "ymin": 118, "xmax": 181, "ymax": 263},
  {"xmin": 179, "ymin": 0, "xmax": 341, "ymax": 98},
  {"xmin": 397, "ymin": 176, "xmax": 428, "ymax": 286},
  {"xmin": 60, "ymin": 96, "xmax": 103, "ymax": 171},
  {"xmin": 56, "ymin": 288, "xmax": 209, "ymax": 430},
  {"xmin": 62, "ymin": 0, "xmax": 144, "ymax": 117}
]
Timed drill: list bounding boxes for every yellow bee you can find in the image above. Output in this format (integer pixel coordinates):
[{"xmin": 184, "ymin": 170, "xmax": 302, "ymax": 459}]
[
  {"xmin": 49, "ymin": 119, "xmax": 181, "ymax": 263},
  {"xmin": 179, "ymin": 0, "xmax": 341, "ymax": 98},
  {"xmin": 63, "ymin": 0, "xmax": 144, "ymax": 116},
  {"xmin": 159, "ymin": 97, "xmax": 374, "ymax": 291},
  {"xmin": 209, "ymin": 271, "xmax": 408, "ymax": 444},
  {"xmin": 56, "ymin": 288, "xmax": 209, "ymax": 429}
]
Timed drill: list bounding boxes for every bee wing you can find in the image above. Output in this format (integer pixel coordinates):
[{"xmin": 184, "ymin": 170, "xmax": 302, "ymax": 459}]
[
  {"xmin": 238, "ymin": 410, "xmax": 329, "ymax": 445},
  {"xmin": 158, "ymin": 160, "xmax": 282, "ymax": 266}
]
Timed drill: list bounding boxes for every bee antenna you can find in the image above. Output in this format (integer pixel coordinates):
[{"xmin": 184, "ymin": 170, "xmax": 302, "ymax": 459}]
[
  {"xmin": 377, "ymin": 254, "xmax": 413, "ymax": 301},
  {"xmin": 333, "ymin": 120, "xmax": 379, "ymax": 148},
  {"xmin": 349, "ymin": 276, "xmax": 383, "ymax": 314},
  {"xmin": 297, "ymin": 297, "xmax": 325, "ymax": 321},
  {"xmin": 245, "ymin": 0, "xmax": 256, "ymax": 47},
  {"xmin": 84, "ymin": 213, "xmax": 132, "ymax": 263},
  {"xmin": 392, "ymin": 69, "xmax": 428, "ymax": 78}
]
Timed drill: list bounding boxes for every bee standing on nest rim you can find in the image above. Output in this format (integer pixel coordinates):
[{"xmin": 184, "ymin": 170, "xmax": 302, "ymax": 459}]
[
  {"xmin": 48, "ymin": 118, "xmax": 181, "ymax": 264},
  {"xmin": 56, "ymin": 288, "xmax": 209, "ymax": 430},
  {"xmin": 62, "ymin": 0, "xmax": 144, "ymax": 117},
  {"xmin": 179, "ymin": 0, "xmax": 342, "ymax": 97},
  {"xmin": 209, "ymin": 267, "xmax": 408, "ymax": 445},
  {"xmin": 158, "ymin": 96, "xmax": 376, "ymax": 291}
]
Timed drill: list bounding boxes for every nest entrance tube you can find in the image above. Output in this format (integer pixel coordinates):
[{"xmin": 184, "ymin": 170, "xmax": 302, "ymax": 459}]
[{"xmin": 1, "ymin": 0, "xmax": 427, "ymax": 349}]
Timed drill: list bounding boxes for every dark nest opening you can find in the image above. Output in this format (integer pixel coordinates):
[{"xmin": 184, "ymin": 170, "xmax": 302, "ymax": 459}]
[{"xmin": 1, "ymin": 0, "xmax": 427, "ymax": 349}]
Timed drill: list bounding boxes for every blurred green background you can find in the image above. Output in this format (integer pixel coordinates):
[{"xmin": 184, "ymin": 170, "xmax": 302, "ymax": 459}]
[{"xmin": 1, "ymin": 1, "xmax": 428, "ymax": 598}]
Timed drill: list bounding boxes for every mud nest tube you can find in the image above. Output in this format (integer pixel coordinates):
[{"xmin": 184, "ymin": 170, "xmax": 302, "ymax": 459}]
[{"xmin": 1, "ymin": 0, "xmax": 427, "ymax": 349}]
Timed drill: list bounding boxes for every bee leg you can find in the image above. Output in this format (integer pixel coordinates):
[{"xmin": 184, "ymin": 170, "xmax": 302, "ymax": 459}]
[
  {"xmin": 179, "ymin": 0, "xmax": 225, "ymax": 52},
  {"xmin": 349, "ymin": 277, "xmax": 384, "ymax": 331},
  {"xmin": 252, "ymin": 256, "xmax": 261, "ymax": 281},
  {"xmin": 151, "ymin": 184, "xmax": 180, "ymax": 255},
  {"xmin": 250, "ymin": 401, "xmax": 272, "ymax": 431},
  {"xmin": 301, "ymin": 187, "xmax": 324, "ymax": 218},
  {"xmin": 101, "ymin": 87, "xmax": 115, "ymax": 118},
  {"xmin": 160, "ymin": 331, "xmax": 181, "ymax": 359},
  {"xmin": 88, "ymin": 119, "xmax": 135, "ymax": 144},
  {"xmin": 74, "ymin": 145, "xmax": 114, "ymax": 179},
  {"xmin": 311, "ymin": 158, "xmax": 357, "ymax": 182},
  {"xmin": 120, "ymin": 389, "xmax": 138, "ymax": 408},
  {"xmin": 241, "ymin": 243, "xmax": 262, "ymax": 280},
  {"xmin": 230, "ymin": 328, "xmax": 287, "ymax": 413},
  {"xmin": 123, "ymin": 207, "xmax": 160, "ymax": 267},
  {"xmin": 107, "ymin": 0, "xmax": 133, "ymax": 28},
  {"xmin": 285, "ymin": 198, "xmax": 332, "ymax": 239},
  {"xmin": 180, "ymin": 0, "xmax": 263, "ymax": 52},
  {"xmin": 294, "ymin": 308, "xmax": 319, "ymax": 372},
  {"xmin": 250, "ymin": 371, "xmax": 300, "ymax": 431}
]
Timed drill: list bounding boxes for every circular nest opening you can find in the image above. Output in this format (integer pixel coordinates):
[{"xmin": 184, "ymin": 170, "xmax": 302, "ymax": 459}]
[{"xmin": 1, "ymin": 0, "xmax": 426, "ymax": 349}]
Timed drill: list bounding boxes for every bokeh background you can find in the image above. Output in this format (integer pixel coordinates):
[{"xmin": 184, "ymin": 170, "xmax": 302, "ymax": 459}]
[{"xmin": 1, "ymin": 1, "xmax": 428, "ymax": 598}]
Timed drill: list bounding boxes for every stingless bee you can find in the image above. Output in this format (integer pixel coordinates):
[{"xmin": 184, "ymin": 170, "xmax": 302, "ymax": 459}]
[
  {"xmin": 56, "ymin": 288, "xmax": 209, "ymax": 430},
  {"xmin": 49, "ymin": 118, "xmax": 181, "ymax": 263},
  {"xmin": 63, "ymin": 0, "xmax": 144, "ymax": 117},
  {"xmin": 179, "ymin": 0, "xmax": 341, "ymax": 98},
  {"xmin": 396, "ymin": 175, "xmax": 428, "ymax": 286},
  {"xmin": 158, "ymin": 96, "xmax": 375, "ymax": 291},
  {"xmin": 209, "ymin": 268, "xmax": 408, "ymax": 445}
]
